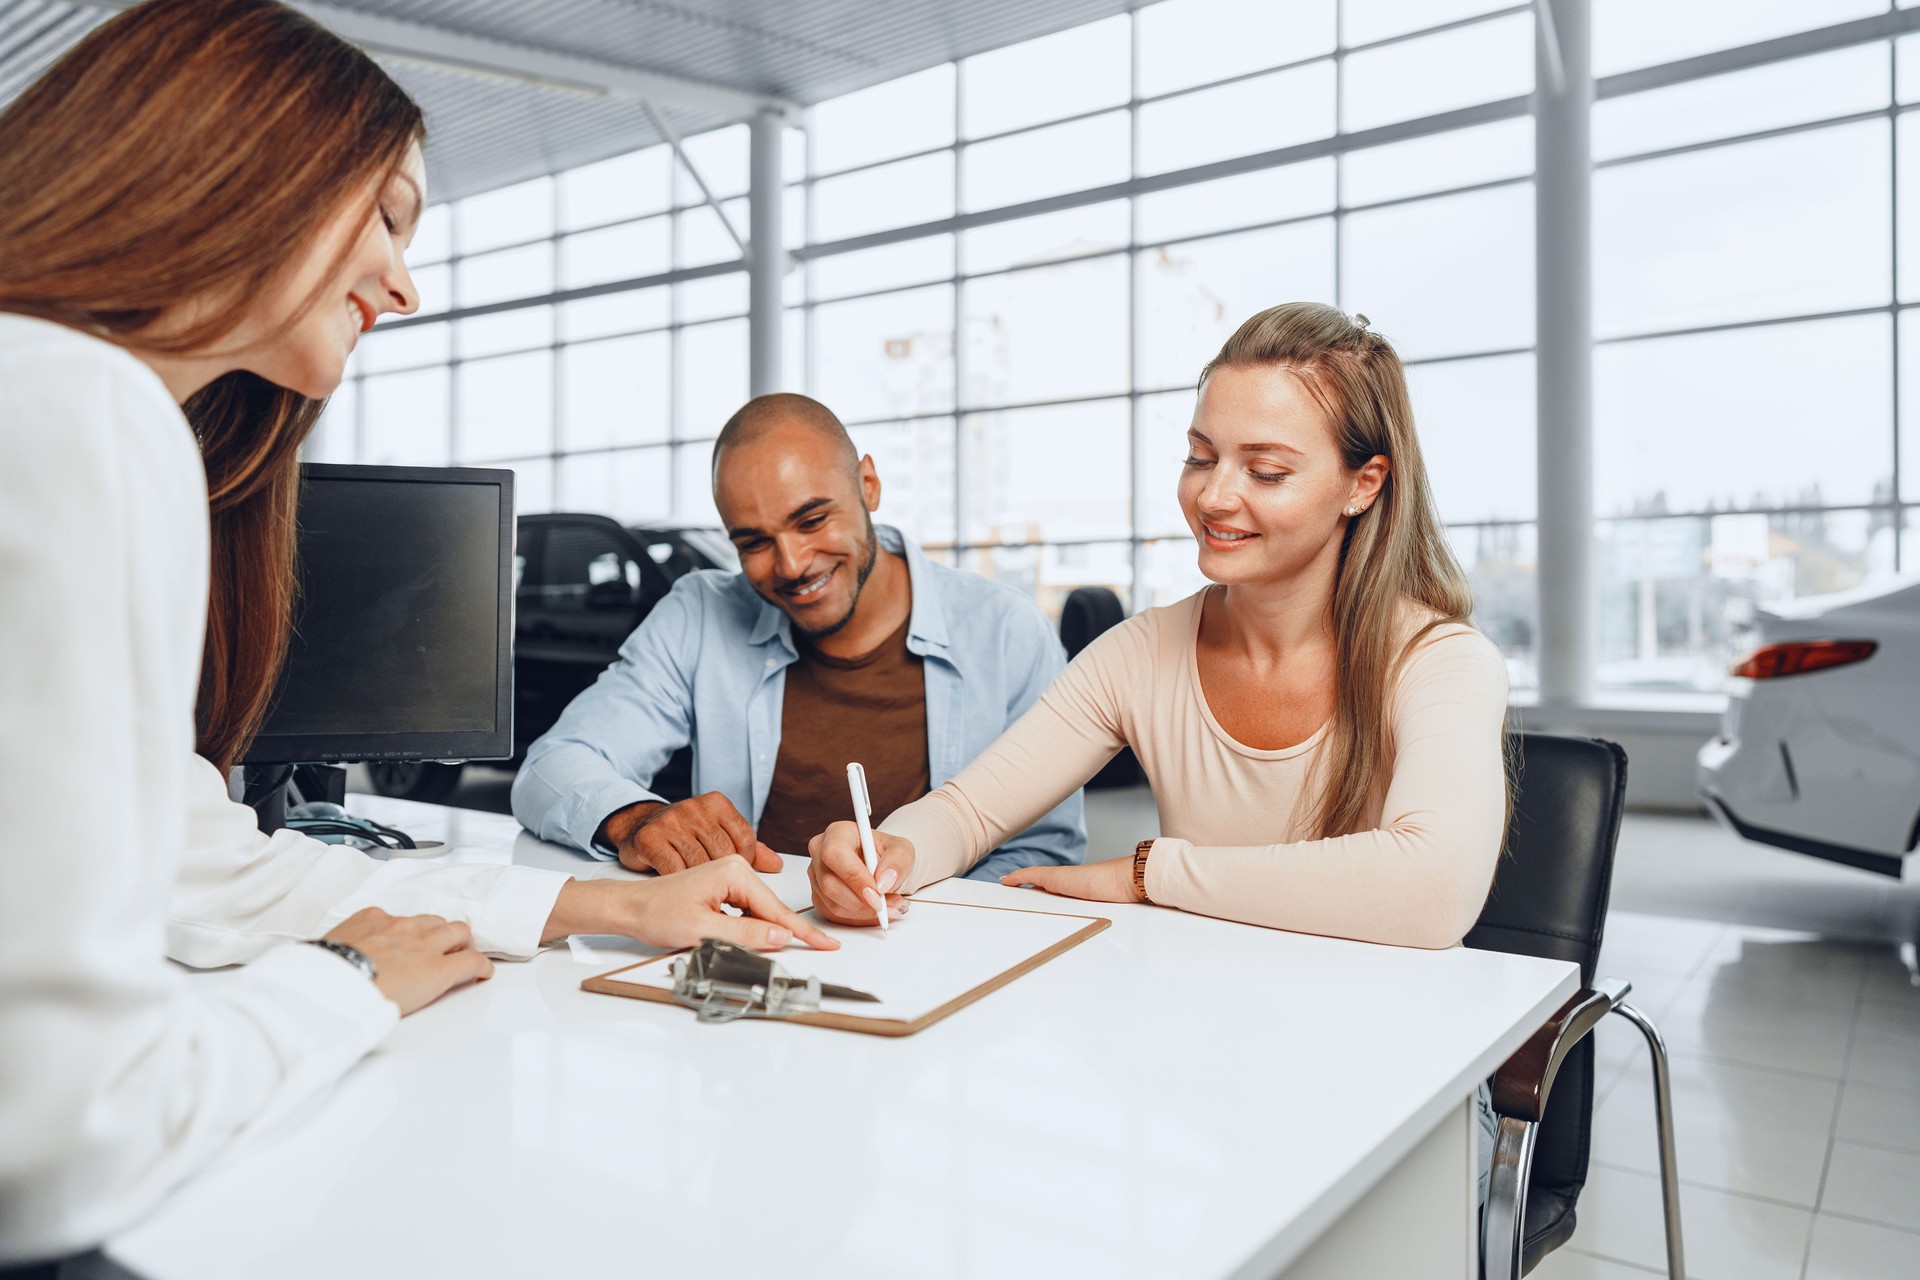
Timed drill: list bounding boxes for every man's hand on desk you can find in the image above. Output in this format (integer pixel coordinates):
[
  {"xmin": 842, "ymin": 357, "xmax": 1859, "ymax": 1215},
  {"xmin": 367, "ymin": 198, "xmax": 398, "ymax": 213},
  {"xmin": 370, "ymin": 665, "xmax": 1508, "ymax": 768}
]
[
  {"xmin": 541, "ymin": 859, "xmax": 838, "ymax": 952},
  {"xmin": 600, "ymin": 793, "xmax": 782, "ymax": 876},
  {"xmin": 807, "ymin": 820, "xmax": 914, "ymax": 926}
]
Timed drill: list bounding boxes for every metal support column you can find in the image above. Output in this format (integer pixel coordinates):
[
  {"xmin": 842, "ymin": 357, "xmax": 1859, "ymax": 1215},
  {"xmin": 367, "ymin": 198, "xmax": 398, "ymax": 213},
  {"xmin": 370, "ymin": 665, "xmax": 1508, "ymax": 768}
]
[
  {"xmin": 748, "ymin": 107, "xmax": 787, "ymax": 397},
  {"xmin": 1534, "ymin": 0, "xmax": 1594, "ymax": 707}
]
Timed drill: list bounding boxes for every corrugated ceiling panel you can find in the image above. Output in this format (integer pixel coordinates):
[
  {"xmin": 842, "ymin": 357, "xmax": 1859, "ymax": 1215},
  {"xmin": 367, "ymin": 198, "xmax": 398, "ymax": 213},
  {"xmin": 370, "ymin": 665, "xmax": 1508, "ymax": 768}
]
[
  {"xmin": 1, "ymin": 0, "xmax": 1145, "ymax": 202},
  {"xmin": 385, "ymin": 58, "xmax": 713, "ymax": 201},
  {"xmin": 0, "ymin": 1, "xmax": 105, "ymax": 102},
  {"xmin": 329, "ymin": 0, "xmax": 1134, "ymax": 102}
]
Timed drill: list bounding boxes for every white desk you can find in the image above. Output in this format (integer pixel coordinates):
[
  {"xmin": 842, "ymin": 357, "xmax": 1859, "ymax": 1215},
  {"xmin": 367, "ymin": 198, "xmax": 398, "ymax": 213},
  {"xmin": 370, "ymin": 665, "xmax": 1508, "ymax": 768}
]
[{"xmin": 110, "ymin": 798, "xmax": 1576, "ymax": 1280}]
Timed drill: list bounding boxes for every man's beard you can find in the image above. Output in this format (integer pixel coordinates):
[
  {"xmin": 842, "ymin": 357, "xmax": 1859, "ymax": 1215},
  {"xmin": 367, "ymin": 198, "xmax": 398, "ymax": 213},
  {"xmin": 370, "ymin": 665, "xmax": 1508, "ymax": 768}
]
[{"xmin": 786, "ymin": 511, "xmax": 880, "ymax": 641}]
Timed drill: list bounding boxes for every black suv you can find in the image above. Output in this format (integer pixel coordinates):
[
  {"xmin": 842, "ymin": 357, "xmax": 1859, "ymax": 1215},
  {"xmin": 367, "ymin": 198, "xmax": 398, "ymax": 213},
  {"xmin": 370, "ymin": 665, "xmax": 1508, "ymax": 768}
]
[{"xmin": 365, "ymin": 513, "xmax": 736, "ymax": 802}]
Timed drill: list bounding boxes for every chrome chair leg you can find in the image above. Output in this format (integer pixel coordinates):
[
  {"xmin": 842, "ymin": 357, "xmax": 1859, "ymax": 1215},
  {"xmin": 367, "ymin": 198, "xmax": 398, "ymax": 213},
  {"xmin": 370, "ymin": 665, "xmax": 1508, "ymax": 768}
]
[
  {"xmin": 1482, "ymin": 1115, "xmax": 1535, "ymax": 1280},
  {"xmin": 1613, "ymin": 1002, "xmax": 1685, "ymax": 1279}
]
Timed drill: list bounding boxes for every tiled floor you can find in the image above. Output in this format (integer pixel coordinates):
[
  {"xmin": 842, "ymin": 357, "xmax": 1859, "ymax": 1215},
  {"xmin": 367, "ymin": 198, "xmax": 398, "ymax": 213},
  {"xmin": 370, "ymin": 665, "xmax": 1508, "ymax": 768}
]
[
  {"xmin": 1528, "ymin": 814, "xmax": 1920, "ymax": 1280},
  {"xmin": 428, "ymin": 771, "xmax": 1919, "ymax": 1278}
]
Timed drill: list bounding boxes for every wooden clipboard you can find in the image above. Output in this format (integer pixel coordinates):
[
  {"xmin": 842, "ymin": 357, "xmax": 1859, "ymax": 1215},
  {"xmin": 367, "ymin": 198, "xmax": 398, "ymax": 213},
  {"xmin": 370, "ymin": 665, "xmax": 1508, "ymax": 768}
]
[{"xmin": 581, "ymin": 898, "xmax": 1110, "ymax": 1037}]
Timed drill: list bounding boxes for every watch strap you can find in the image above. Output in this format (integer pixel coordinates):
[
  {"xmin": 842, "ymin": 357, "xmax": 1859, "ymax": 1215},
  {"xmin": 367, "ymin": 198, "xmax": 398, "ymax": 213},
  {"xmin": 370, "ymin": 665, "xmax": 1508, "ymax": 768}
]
[
  {"xmin": 307, "ymin": 937, "xmax": 379, "ymax": 984},
  {"xmin": 1132, "ymin": 838, "xmax": 1155, "ymax": 904}
]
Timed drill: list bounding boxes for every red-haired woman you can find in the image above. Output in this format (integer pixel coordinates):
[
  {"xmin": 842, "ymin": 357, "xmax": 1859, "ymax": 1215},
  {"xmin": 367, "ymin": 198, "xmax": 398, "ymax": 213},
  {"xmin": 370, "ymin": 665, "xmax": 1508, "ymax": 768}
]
[{"xmin": 0, "ymin": 1, "xmax": 827, "ymax": 1268}]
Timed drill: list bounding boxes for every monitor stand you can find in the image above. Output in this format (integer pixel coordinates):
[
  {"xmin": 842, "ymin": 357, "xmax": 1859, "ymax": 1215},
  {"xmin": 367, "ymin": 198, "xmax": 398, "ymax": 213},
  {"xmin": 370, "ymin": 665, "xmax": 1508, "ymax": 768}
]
[
  {"xmin": 240, "ymin": 763, "xmax": 442, "ymax": 853},
  {"xmin": 242, "ymin": 763, "xmax": 349, "ymax": 834}
]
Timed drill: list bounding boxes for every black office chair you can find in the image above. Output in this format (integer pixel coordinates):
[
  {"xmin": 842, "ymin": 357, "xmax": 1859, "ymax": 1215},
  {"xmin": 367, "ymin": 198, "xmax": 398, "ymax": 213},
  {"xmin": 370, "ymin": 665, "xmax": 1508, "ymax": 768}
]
[
  {"xmin": 1466, "ymin": 734, "xmax": 1685, "ymax": 1280},
  {"xmin": 1057, "ymin": 587, "xmax": 1143, "ymax": 789}
]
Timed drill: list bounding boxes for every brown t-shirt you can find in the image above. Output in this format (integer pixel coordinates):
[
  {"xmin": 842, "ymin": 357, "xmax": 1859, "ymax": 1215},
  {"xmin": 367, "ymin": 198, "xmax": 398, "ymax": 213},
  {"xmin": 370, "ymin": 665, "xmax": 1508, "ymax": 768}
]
[{"xmin": 753, "ymin": 610, "xmax": 931, "ymax": 857}]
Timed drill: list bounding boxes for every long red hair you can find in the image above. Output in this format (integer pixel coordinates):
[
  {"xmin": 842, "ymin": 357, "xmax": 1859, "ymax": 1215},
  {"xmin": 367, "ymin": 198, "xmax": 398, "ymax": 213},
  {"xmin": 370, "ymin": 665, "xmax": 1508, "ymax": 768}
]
[{"xmin": 0, "ymin": 0, "xmax": 424, "ymax": 769}]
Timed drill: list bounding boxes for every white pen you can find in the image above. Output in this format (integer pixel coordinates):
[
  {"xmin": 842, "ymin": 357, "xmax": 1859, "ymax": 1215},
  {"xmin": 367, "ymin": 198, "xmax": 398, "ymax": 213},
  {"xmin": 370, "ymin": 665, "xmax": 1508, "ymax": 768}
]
[{"xmin": 845, "ymin": 761, "xmax": 888, "ymax": 934}]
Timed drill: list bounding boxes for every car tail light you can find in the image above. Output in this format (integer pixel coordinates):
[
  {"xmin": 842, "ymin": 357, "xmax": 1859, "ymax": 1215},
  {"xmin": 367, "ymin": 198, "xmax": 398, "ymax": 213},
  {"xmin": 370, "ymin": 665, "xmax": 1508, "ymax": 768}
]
[{"xmin": 1730, "ymin": 640, "xmax": 1878, "ymax": 679}]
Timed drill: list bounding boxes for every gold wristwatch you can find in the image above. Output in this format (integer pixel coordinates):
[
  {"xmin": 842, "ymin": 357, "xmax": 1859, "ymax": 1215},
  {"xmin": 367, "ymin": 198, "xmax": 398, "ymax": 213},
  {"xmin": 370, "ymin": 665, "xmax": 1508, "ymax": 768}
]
[{"xmin": 1132, "ymin": 838, "xmax": 1155, "ymax": 904}]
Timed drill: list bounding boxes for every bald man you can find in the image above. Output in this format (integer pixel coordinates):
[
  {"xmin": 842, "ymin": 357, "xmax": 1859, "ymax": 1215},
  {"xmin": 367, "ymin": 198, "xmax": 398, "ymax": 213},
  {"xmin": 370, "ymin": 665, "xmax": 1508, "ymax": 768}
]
[{"xmin": 510, "ymin": 393, "xmax": 1086, "ymax": 886}]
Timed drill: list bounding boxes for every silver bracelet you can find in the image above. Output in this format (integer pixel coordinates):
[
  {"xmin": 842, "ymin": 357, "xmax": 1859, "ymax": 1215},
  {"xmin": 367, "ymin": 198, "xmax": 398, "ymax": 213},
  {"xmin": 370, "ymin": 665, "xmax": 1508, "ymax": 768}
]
[{"xmin": 307, "ymin": 937, "xmax": 379, "ymax": 984}]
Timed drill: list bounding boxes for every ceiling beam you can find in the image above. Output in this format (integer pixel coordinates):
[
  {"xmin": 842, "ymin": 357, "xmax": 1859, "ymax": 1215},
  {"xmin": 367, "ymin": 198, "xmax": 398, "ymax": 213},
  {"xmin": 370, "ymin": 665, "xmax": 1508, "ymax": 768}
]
[{"xmin": 88, "ymin": 0, "xmax": 795, "ymax": 119}]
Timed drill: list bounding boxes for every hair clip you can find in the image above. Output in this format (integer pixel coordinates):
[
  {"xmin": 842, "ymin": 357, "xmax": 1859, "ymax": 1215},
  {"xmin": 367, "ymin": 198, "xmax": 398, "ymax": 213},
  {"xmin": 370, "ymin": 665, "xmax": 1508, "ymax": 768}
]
[{"xmin": 1352, "ymin": 312, "xmax": 1372, "ymax": 330}]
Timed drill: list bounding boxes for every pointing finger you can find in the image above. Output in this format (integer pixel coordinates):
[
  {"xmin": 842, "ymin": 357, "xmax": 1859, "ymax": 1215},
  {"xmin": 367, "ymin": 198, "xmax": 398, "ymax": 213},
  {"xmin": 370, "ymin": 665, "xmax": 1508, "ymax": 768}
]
[{"xmin": 725, "ymin": 871, "xmax": 837, "ymax": 950}]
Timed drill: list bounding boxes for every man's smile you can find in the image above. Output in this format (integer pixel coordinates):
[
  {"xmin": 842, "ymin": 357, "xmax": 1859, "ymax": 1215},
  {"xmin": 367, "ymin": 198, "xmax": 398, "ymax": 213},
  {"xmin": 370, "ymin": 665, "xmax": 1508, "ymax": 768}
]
[{"xmin": 779, "ymin": 566, "xmax": 836, "ymax": 603}]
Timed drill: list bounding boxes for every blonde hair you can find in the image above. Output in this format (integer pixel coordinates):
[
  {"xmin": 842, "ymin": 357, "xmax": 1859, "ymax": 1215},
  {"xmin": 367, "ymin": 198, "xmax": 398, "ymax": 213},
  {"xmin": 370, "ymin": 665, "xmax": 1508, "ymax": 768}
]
[{"xmin": 1200, "ymin": 302, "xmax": 1496, "ymax": 840}]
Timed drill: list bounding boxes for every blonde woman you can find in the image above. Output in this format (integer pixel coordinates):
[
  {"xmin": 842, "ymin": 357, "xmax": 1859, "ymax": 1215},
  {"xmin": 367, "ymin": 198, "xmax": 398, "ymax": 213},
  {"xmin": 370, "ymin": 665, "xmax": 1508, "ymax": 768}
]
[
  {"xmin": 805, "ymin": 300, "xmax": 1510, "ymax": 1209},
  {"xmin": 806, "ymin": 301, "xmax": 1509, "ymax": 947}
]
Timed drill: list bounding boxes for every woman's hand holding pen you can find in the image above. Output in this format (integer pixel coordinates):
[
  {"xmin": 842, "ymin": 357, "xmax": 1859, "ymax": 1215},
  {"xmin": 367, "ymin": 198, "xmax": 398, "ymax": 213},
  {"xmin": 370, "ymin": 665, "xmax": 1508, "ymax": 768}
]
[{"xmin": 807, "ymin": 820, "xmax": 913, "ymax": 926}]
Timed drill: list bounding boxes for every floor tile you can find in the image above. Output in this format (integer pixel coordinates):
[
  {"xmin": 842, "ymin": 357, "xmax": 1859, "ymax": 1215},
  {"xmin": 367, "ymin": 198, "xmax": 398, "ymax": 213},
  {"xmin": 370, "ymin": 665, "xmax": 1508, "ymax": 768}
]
[
  {"xmin": 1592, "ymin": 1050, "xmax": 1840, "ymax": 1207},
  {"xmin": 1846, "ymin": 1031, "xmax": 1920, "ymax": 1096},
  {"xmin": 1597, "ymin": 912, "xmax": 1726, "ymax": 984},
  {"xmin": 1526, "ymin": 1247, "xmax": 1665, "ymax": 1278},
  {"xmin": 1691, "ymin": 929, "xmax": 1871, "ymax": 1007},
  {"xmin": 1856, "ymin": 947, "xmax": 1920, "ymax": 1014},
  {"xmin": 1802, "ymin": 1213, "xmax": 1920, "ymax": 1280},
  {"xmin": 1603, "ymin": 816, "xmax": 1903, "ymax": 938},
  {"xmin": 1571, "ymin": 1163, "xmax": 1811, "ymax": 1280},
  {"xmin": 1653, "ymin": 972, "xmax": 1856, "ymax": 1079},
  {"xmin": 1852, "ymin": 994, "xmax": 1920, "ymax": 1046},
  {"xmin": 1835, "ymin": 1082, "xmax": 1920, "ymax": 1155},
  {"xmin": 1820, "ymin": 1141, "xmax": 1920, "ymax": 1233}
]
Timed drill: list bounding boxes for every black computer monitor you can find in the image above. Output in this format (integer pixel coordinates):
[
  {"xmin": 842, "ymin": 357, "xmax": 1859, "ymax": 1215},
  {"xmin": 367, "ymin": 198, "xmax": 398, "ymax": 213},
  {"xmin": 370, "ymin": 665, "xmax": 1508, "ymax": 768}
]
[{"xmin": 242, "ymin": 463, "xmax": 515, "ymax": 766}]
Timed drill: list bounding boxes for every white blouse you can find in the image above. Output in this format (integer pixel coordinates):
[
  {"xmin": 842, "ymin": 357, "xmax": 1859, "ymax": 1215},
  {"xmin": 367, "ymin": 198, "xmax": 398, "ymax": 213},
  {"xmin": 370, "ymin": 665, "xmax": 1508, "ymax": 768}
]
[{"xmin": 0, "ymin": 314, "xmax": 567, "ymax": 1262}]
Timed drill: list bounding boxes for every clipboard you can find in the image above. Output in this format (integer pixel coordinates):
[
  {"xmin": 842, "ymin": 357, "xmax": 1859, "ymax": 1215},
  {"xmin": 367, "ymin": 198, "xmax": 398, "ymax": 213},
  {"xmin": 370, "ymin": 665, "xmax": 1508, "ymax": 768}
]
[{"xmin": 581, "ymin": 898, "xmax": 1110, "ymax": 1037}]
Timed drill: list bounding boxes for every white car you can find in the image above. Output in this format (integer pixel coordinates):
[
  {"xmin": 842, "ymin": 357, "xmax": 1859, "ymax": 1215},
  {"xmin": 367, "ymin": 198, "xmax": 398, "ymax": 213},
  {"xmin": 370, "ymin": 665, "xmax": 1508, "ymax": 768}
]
[{"xmin": 1698, "ymin": 575, "xmax": 1920, "ymax": 878}]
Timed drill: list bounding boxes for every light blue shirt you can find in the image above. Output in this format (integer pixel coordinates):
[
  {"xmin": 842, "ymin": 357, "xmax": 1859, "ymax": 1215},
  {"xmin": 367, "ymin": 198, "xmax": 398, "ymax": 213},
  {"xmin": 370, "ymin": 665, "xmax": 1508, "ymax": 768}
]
[{"xmin": 510, "ymin": 525, "xmax": 1087, "ymax": 879}]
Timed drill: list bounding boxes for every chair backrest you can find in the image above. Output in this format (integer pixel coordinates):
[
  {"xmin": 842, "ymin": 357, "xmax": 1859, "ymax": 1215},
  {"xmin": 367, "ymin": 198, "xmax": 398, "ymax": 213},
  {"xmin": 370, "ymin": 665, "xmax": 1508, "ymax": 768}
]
[
  {"xmin": 1056, "ymin": 586, "xmax": 1144, "ymax": 789},
  {"xmin": 1059, "ymin": 587, "xmax": 1126, "ymax": 661},
  {"xmin": 1464, "ymin": 733, "xmax": 1628, "ymax": 1230}
]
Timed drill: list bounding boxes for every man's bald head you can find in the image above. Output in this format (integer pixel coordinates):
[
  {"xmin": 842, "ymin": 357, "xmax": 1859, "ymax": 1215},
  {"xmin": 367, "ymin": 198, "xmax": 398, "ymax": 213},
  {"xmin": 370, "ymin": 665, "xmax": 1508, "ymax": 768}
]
[
  {"xmin": 711, "ymin": 393, "xmax": 860, "ymax": 487},
  {"xmin": 709, "ymin": 393, "xmax": 888, "ymax": 641}
]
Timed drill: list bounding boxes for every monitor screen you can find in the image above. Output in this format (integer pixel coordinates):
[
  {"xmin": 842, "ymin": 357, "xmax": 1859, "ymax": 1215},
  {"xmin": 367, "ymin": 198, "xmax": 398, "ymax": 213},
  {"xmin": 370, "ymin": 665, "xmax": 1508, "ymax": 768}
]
[{"xmin": 243, "ymin": 464, "xmax": 514, "ymax": 765}]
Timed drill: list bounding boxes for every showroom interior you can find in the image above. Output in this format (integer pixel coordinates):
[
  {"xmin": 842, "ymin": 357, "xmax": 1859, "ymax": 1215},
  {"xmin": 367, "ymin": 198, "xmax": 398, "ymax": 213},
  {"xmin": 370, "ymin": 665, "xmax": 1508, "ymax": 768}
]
[{"xmin": 3, "ymin": 2, "xmax": 1917, "ymax": 1277}]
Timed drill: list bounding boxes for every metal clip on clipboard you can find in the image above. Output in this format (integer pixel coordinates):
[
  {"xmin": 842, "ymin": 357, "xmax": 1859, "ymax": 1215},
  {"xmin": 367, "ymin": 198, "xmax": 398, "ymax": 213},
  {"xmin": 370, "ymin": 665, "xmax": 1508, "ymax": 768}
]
[{"xmin": 669, "ymin": 938, "xmax": 879, "ymax": 1024}]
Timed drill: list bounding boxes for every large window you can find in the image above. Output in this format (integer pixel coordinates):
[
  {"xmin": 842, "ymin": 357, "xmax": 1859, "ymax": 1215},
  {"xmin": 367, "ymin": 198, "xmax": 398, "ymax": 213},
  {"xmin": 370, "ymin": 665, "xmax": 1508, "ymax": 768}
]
[
  {"xmin": 793, "ymin": 0, "xmax": 1540, "ymax": 668},
  {"xmin": 1588, "ymin": 22, "xmax": 1910, "ymax": 693},
  {"xmin": 309, "ymin": 126, "xmax": 795, "ymax": 528},
  {"xmin": 303, "ymin": 1, "xmax": 1920, "ymax": 703},
  {"xmin": 308, "ymin": 1, "xmax": 1542, "ymax": 685}
]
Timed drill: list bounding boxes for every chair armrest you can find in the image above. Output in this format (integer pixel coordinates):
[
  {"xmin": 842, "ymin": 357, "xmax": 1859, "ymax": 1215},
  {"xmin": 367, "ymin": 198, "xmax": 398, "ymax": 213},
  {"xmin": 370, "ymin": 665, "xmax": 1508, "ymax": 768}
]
[{"xmin": 1490, "ymin": 976, "xmax": 1631, "ymax": 1123}]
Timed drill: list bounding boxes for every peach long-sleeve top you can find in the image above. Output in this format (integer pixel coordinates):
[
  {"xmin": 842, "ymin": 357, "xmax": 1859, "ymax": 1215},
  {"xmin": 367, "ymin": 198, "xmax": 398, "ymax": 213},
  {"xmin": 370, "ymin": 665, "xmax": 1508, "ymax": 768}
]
[{"xmin": 881, "ymin": 588, "xmax": 1511, "ymax": 949}]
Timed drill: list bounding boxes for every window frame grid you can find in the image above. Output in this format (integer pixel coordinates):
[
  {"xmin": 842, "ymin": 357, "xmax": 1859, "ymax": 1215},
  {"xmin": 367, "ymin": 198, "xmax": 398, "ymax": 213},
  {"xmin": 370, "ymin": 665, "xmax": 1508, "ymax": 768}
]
[
  {"xmin": 1588, "ymin": 36, "xmax": 1916, "ymax": 570},
  {"xmin": 314, "ymin": 4, "xmax": 1920, "ymax": 701}
]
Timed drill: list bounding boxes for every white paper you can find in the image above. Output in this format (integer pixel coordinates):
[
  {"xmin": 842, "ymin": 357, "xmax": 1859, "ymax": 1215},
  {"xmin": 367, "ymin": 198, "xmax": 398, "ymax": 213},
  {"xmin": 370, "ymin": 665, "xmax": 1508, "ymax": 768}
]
[{"xmin": 596, "ymin": 899, "xmax": 1099, "ymax": 1023}]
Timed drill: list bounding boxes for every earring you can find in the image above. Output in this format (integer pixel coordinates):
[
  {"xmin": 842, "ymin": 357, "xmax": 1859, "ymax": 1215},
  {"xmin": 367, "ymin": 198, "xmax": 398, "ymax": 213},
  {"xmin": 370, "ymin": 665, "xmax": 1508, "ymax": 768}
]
[{"xmin": 1345, "ymin": 505, "xmax": 1361, "ymax": 516}]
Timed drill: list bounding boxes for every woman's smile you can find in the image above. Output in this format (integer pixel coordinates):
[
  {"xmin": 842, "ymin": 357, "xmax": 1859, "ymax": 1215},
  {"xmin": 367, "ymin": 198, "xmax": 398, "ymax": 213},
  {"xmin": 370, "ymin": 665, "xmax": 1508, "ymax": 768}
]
[{"xmin": 1201, "ymin": 521, "xmax": 1260, "ymax": 550}]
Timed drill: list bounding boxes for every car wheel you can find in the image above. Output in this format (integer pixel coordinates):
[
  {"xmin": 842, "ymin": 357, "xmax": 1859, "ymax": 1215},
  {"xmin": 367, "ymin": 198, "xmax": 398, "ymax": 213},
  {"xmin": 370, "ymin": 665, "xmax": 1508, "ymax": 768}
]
[{"xmin": 366, "ymin": 760, "xmax": 464, "ymax": 803}]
